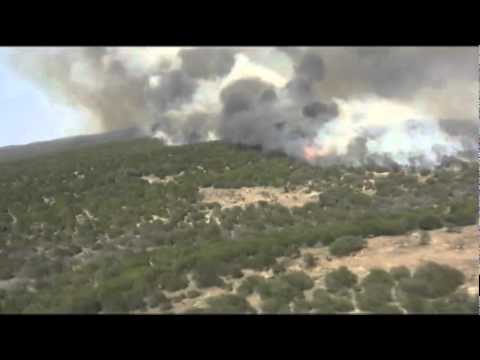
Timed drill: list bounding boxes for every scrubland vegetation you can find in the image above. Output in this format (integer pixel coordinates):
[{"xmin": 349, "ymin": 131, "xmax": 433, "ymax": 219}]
[{"xmin": 0, "ymin": 139, "xmax": 477, "ymax": 313}]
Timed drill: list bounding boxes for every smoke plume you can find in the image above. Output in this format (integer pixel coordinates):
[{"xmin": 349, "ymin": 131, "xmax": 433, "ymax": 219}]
[{"xmin": 8, "ymin": 46, "xmax": 477, "ymax": 167}]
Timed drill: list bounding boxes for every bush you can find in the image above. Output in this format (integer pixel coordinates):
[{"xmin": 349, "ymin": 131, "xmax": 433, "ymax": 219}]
[
  {"xmin": 292, "ymin": 299, "xmax": 312, "ymax": 313},
  {"xmin": 325, "ymin": 267, "xmax": 358, "ymax": 293},
  {"xmin": 398, "ymin": 293, "xmax": 431, "ymax": 314},
  {"xmin": 418, "ymin": 231, "xmax": 431, "ymax": 246},
  {"xmin": 282, "ymin": 272, "xmax": 314, "ymax": 291},
  {"xmin": 356, "ymin": 268, "xmax": 396, "ymax": 313},
  {"xmin": 256, "ymin": 277, "xmax": 302, "ymax": 303},
  {"xmin": 236, "ymin": 275, "xmax": 263, "ymax": 297},
  {"xmin": 122, "ymin": 287, "xmax": 147, "ymax": 311},
  {"xmin": 261, "ymin": 297, "xmax": 291, "ymax": 314},
  {"xmin": 183, "ymin": 307, "xmax": 210, "ymax": 314},
  {"xmin": 303, "ymin": 254, "xmax": 316, "ymax": 268},
  {"xmin": 446, "ymin": 199, "xmax": 476, "ymax": 226},
  {"xmin": 158, "ymin": 272, "xmax": 189, "ymax": 292},
  {"xmin": 362, "ymin": 268, "xmax": 395, "ymax": 288},
  {"xmin": 272, "ymin": 262, "xmax": 286, "ymax": 275},
  {"xmin": 0, "ymin": 262, "xmax": 15, "ymax": 280},
  {"xmin": 419, "ymin": 169, "xmax": 430, "ymax": 177},
  {"xmin": 429, "ymin": 290, "xmax": 478, "ymax": 314},
  {"xmin": 311, "ymin": 289, "xmax": 354, "ymax": 314},
  {"xmin": 357, "ymin": 283, "xmax": 393, "ymax": 312},
  {"xmin": 186, "ymin": 290, "xmax": 202, "ymax": 299},
  {"xmin": 418, "ymin": 215, "xmax": 442, "ymax": 230},
  {"xmin": 149, "ymin": 290, "xmax": 169, "ymax": 307},
  {"xmin": 390, "ymin": 266, "xmax": 411, "ymax": 281},
  {"xmin": 99, "ymin": 294, "xmax": 131, "ymax": 313},
  {"xmin": 194, "ymin": 267, "xmax": 225, "ymax": 289},
  {"xmin": 399, "ymin": 262, "xmax": 465, "ymax": 299},
  {"xmin": 206, "ymin": 294, "xmax": 255, "ymax": 314},
  {"xmin": 371, "ymin": 303, "xmax": 403, "ymax": 314},
  {"xmin": 329, "ymin": 236, "xmax": 366, "ymax": 257},
  {"xmin": 229, "ymin": 265, "xmax": 244, "ymax": 279}
]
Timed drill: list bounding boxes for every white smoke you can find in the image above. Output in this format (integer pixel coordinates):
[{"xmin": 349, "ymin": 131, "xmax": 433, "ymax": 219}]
[
  {"xmin": 310, "ymin": 98, "xmax": 466, "ymax": 166},
  {"xmin": 7, "ymin": 46, "xmax": 476, "ymax": 168}
]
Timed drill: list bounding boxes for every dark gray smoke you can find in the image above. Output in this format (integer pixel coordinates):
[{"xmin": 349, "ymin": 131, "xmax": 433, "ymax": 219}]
[
  {"xmin": 302, "ymin": 101, "xmax": 338, "ymax": 120},
  {"xmin": 284, "ymin": 47, "xmax": 477, "ymax": 120},
  {"xmin": 220, "ymin": 78, "xmax": 275, "ymax": 116},
  {"xmin": 287, "ymin": 51, "xmax": 326, "ymax": 100},
  {"xmin": 147, "ymin": 70, "xmax": 198, "ymax": 112},
  {"xmin": 179, "ymin": 48, "xmax": 236, "ymax": 80},
  {"xmin": 218, "ymin": 77, "xmax": 337, "ymax": 159},
  {"xmin": 7, "ymin": 46, "xmax": 477, "ymax": 167}
]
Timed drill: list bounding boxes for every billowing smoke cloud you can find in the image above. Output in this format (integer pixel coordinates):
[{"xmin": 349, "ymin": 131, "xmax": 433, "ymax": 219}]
[
  {"xmin": 7, "ymin": 46, "xmax": 477, "ymax": 168},
  {"xmin": 9, "ymin": 47, "xmax": 235, "ymax": 138},
  {"xmin": 278, "ymin": 47, "xmax": 477, "ymax": 120},
  {"xmin": 287, "ymin": 51, "xmax": 326, "ymax": 100},
  {"xmin": 178, "ymin": 48, "xmax": 235, "ymax": 80},
  {"xmin": 302, "ymin": 101, "xmax": 338, "ymax": 121}
]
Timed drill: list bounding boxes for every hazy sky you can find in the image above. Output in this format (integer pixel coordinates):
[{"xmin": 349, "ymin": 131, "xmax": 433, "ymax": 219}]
[{"xmin": 0, "ymin": 48, "xmax": 86, "ymax": 147}]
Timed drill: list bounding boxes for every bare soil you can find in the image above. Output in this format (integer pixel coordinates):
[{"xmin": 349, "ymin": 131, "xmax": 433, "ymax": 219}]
[{"xmin": 199, "ymin": 186, "xmax": 320, "ymax": 209}]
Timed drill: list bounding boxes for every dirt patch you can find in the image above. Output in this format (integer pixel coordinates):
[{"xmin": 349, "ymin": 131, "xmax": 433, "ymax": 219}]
[
  {"xmin": 298, "ymin": 225, "xmax": 478, "ymax": 290},
  {"xmin": 141, "ymin": 171, "xmax": 184, "ymax": 185},
  {"xmin": 145, "ymin": 225, "xmax": 478, "ymax": 314},
  {"xmin": 199, "ymin": 186, "xmax": 320, "ymax": 209}
]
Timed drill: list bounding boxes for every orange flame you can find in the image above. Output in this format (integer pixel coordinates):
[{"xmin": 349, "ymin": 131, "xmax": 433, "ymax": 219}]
[{"xmin": 303, "ymin": 144, "xmax": 333, "ymax": 161}]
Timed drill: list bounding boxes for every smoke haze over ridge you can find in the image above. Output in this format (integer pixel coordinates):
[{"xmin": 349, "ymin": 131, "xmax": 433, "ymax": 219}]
[{"xmin": 8, "ymin": 46, "xmax": 478, "ymax": 167}]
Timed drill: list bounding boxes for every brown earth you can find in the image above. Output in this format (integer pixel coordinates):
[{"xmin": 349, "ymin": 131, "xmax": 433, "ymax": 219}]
[{"xmin": 199, "ymin": 186, "xmax": 320, "ymax": 209}]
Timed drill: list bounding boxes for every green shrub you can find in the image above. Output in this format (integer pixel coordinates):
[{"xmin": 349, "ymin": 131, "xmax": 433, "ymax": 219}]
[
  {"xmin": 236, "ymin": 275, "xmax": 263, "ymax": 297},
  {"xmin": 183, "ymin": 307, "xmax": 210, "ymax": 314},
  {"xmin": 261, "ymin": 297, "xmax": 291, "ymax": 314},
  {"xmin": 229, "ymin": 264, "xmax": 244, "ymax": 279},
  {"xmin": 272, "ymin": 262, "xmax": 286, "ymax": 275},
  {"xmin": 419, "ymin": 169, "xmax": 430, "ymax": 177},
  {"xmin": 429, "ymin": 290, "xmax": 478, "ymax": 314},
  {"xmin": 355, "ymin": 268, "xmax": 396, "ymax": 312},
  {"xmin": 99, "ymin": 294, "xmax": 131, "ymax": 313},
  {"xmin": 371, "ymin": 303, "xmax": 403, "ymax": 314},
  {"xmin": 329, "ymin": 236, "xmax": 366, "ymax": 257},
  {"xmin": 67, "ymin": 292, "xmax": 102, "ymax": 314},
  {"xmin": 292, "ymin": 299, "xmax": 312, "ymax": 313},
  {"xmin": 0, "ymin": 262, "xmax": 15, "ymax": 280},
  {"xmin": 282, "ymin": 271, "xmax": 314, "ymax": 291},
  {"xmin": 357, "ymin": 283, "xmax": 393, "ymax": 312},
  {"xmin": 399, "ymin": 262, "xmax": 465, "ymax": 299},
  {"xmin": 186, "ymin": 290, "xmax": 202, "ymax": 299},
  {"xmin": 398, "ymin": 293, "xmax": 431, "ymax": 314},
  {"xmin": 390, "ymin": 266, "xmax": 411, "ymax": 281},
  {"xmin": 418, "ymin": 215, "xmax": 442, "ymax": 230},
  {"xmin": 122, "ymin": 287, "xmax": 147, "ymax": 311},
  {"xmin": 256, "ymin": 277, "xmax": 302, "ymax": 303},
  {"xmin": 446, "ymin": 199, "xmax": 476, "ymax": 226},
  {"xmin": 418, "ymin": 231, "xmax": 431, "ymax": 246},
  {"xmin": 206, "ymin": 294, "xmax": 255, "ymax": 314},
  {"xmin": 194, "ymin": 267, "xmax": 225, "ymax": 289},
  {"xmin": 311, "ymin": 289, "xmax": 354, "ymax": 314},
  {"xmin": 325, "ymin": 266, "xmax": 358, "ymax": 293},
  {"xmin": 158, "ymin": 272, "xmax": 189, "ymax": 292},
  {"xmin": 362, "ymin": 268, "xmax": 395, "ymax": 288},
  {"xmin": 303, "ymin": 253, "xmax": 316, "ymax": 268},
  {"xmin": 149, "ymin": 290, "xmax": 169, "ymax": 307}
]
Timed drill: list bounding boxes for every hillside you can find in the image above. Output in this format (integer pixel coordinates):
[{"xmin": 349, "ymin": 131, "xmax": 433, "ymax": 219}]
[
  {"xmin": 0, "ymin": 139, "xmax": 478, "ymax": 314},
  {"xmin": 0, "ymin": 127, "xmax": 147, "ymax": 163}
]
